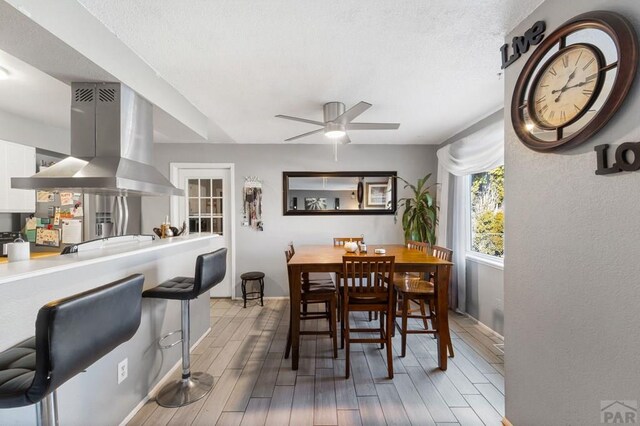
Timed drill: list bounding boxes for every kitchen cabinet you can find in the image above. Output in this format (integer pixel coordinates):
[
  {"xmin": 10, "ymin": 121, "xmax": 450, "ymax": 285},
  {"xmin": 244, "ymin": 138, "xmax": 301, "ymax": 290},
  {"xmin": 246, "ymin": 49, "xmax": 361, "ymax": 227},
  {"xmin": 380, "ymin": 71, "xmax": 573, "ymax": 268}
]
[{"xmin": 0, "ymin": 140, "xmax": 36, "ymax": 213}]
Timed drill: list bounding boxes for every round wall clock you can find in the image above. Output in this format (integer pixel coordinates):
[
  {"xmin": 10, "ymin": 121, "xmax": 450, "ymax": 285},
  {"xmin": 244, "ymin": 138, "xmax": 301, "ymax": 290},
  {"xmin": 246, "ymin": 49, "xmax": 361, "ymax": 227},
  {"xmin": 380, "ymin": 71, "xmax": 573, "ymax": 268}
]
[{"xmin": 511, "ymin": 11, "xmax": 638, "ymax": 151}]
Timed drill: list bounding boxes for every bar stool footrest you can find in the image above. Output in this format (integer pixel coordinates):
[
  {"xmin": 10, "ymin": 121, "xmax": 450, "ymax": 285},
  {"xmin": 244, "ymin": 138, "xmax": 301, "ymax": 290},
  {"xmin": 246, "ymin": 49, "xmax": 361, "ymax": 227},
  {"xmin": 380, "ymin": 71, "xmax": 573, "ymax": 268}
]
[
  {"xmin": 156, "ymin": 372, "xmax": 214, "ymax": 408},
  {"xmin": 158, "ymin": 330, "xmax": 183, "ymax": 349}
]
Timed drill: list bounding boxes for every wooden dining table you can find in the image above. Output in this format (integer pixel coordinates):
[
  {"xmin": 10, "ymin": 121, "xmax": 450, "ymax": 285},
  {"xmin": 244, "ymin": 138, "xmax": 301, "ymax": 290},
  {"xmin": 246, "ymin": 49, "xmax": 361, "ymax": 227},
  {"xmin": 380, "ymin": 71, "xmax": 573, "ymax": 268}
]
[{"xmin": 286, "ymin": 244, "xmax": 453, "ymax": 371}]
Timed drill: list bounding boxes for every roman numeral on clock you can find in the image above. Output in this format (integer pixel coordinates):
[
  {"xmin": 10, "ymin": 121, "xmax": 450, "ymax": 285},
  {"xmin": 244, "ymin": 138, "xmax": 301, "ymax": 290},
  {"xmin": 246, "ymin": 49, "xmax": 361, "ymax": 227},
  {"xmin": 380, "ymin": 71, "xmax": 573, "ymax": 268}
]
[
  {"xmin": 536, "ymin": 96, "xmax": 546, "ymax": 104},
  {"xmin": 582, "ymin": 58, "xmax": 595, "ymax": 70},
  {"xmin": 583, "ymin": 89, "xmax": 593, "ymax": 96},
  {"xmin": 562, "ymin": 56, "xmax": 569, "ymax": 68},
  {"xmin": 549, "ymin": 67, "xmax": 557, "ymax": 76}
]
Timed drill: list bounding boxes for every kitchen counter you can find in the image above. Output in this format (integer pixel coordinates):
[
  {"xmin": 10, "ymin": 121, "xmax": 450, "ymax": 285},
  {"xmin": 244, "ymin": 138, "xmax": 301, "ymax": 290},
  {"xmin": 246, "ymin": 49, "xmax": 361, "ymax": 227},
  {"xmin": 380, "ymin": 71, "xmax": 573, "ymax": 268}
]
[
  {"xmin": 0, "ymin": 233, "xmax": 224, "ymax": 425},
  {"xmin": 0, "ymin": 233, "xmax": 217, "ymax": 285},
  {"xmin": 0, "ymin": 251, "xmax": 59, "ymax": 264}
]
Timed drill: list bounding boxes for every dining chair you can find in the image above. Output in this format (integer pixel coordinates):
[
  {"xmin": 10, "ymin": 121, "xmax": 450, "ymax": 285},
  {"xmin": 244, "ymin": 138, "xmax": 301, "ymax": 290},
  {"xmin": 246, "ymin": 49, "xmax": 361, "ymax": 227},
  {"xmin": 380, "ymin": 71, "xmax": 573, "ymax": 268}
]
[
  {"xmin": 284, "ymin": 249, "xmax": 338, "ymax": 360},
  {"xmin": 341, "ymin": 255, "xmax": 396, "ymax": 379},
  {"xmin": 393, "ymin": 244, "xmax": 454, "ymax": 358},
  {"xmin": 333, "ymin": 237, "xmax": 363, "ymax": 246},
  {"xmin": 333, "ymin": 236, "xmax": 371, "ymax": 322},
  {"xmin": 393, "ymin": 240, "xmax": 432, "ymax": 329},
  {"xmin": 288, "ymin": 242, "xmax": 334, "ymax": 316}
]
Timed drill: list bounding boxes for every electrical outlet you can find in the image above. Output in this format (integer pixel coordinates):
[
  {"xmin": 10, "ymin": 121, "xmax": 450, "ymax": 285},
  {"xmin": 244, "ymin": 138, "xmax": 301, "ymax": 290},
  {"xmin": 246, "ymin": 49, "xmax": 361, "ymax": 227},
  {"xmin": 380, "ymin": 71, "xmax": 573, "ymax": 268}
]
[{"xmin": 117, "ymin": 358, "xmax": 128, "ymax": 384}]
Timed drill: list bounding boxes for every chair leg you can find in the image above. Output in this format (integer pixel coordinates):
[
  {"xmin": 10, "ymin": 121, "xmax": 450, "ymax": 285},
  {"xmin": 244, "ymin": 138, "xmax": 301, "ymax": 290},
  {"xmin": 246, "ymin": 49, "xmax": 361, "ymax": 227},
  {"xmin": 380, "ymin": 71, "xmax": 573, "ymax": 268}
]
[
  {"xmin": 155, "ymin": 300, "xmax": 214, "ymax": 408},
  {"xmin": 368, "ymin": 311, "xmax": 372, "ymax": 321},
  {"xmin": 344, "ymin": 310, "xmax": 351, "ymax": 379},
  {"xmin": 379, "ymin": 311, "xmax": 385, "ymax": 349},
  {"xmin": 242, "ymin": 280, "xmax": 247, "ymax": 308},
  {"xmin": 448, "ymin": 336, "xmax": 455, "ymax": 358},
  {"xmin": 401, "ymin": 296, "xmax": 409, "ymax": 357},
  {"xmin": 392, "ymin": 291, "xmax": 398, "ymax": 338},
  {"xmin": 36, "ymin": 391, "xmax": 58, "ymax": 426},
  {"xmin": 386, "ymin": 304, "xmax": 394, "ymax": 379},
  {"xmin": 340, "ymin": 295, "xmax": 346, "ymax": 349},
  {"xmin": 429, "ymin": 299, "xmax": 436, "ymax": 330},
  {"xmin": 260, "ymin": 278, "xmax": 264, "ymax": 307},
  {"xmin": 285, "ymin": 322, "xmax": 292, "ymax": 359},
  {"xmin": 330, "ymin": 296, "xmax": 338, "ymax": 358},
  {"xmin": 419, "ymin": 299, "xmax": 429, "ymax": 329}
]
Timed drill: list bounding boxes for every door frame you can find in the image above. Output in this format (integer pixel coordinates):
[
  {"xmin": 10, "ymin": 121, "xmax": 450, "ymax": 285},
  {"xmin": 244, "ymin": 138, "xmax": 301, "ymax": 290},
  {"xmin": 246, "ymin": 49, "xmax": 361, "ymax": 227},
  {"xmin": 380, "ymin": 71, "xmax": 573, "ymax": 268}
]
[{"xmin": 169, "ymin": 162, "xmax": 236, "ymax": 300}]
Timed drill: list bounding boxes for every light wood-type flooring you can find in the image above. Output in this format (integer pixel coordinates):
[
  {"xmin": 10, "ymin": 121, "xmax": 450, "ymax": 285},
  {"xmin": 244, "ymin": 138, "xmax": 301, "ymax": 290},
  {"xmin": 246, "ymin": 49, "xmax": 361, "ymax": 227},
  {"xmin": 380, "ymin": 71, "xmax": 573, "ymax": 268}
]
[{"xmin": 128, "ymin": 299, "xmax": 505, "ymax": 426}]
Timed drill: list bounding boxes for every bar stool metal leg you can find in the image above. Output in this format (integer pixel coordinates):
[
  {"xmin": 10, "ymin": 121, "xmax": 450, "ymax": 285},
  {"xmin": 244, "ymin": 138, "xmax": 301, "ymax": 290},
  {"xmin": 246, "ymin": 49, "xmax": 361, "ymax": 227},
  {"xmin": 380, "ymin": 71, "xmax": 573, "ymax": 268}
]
[
  {"xmin": 36, "ymin": 392, "xmax": 58, "ymax": 426},
  {"xmin": 260, "ymin": 278, "xmax": 264, "ymax": 306},
  {"xmin": 242, "ymin": 280, "xmax": 247, "ymax": 308},
  {"xmin": 156, "ymin": 300, "xmax": 214, "ymax": 407}
]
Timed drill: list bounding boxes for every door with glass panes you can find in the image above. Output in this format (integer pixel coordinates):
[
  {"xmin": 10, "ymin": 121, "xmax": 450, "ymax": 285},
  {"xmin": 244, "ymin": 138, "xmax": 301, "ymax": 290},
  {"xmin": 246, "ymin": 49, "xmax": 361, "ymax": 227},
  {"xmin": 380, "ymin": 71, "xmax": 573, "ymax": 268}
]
[{"xmin": 181, "ymin": 168, "xmax": 231, "ymax": 297}]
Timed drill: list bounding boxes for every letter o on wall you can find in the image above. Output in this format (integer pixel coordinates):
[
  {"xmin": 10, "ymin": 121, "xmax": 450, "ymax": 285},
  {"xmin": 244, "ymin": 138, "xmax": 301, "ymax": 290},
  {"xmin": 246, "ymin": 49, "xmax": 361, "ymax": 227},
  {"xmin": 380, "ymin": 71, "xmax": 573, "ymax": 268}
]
[{"xmin": 615, "ymin": 142, "xmax": 640, "ymax": 171}]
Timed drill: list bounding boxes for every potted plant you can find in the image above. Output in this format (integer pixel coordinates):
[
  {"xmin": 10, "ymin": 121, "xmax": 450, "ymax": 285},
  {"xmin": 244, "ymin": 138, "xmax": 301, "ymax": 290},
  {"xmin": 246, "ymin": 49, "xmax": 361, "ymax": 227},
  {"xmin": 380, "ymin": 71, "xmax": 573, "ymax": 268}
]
[{"xmin": 394, "ymin": 173, "xmax": 438, "ymax": 245}]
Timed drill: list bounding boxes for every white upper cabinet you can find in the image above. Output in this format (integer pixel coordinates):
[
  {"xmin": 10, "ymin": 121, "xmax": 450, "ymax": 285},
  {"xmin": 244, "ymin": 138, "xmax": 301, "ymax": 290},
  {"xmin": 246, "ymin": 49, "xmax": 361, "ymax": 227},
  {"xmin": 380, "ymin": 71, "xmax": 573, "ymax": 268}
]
[{"xmin": 0, "ymin": 140, "xmax": 36, "ymax": 213}]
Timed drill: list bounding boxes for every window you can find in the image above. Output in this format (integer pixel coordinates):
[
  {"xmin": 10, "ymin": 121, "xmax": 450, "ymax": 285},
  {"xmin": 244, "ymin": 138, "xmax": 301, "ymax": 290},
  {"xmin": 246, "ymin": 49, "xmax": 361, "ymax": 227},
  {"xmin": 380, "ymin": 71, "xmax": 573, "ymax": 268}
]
[
  {"xmin": 469, "ymin": 165, "xmax": 504, "ymax": 258},
  {"xmin": 187, "ymin": 178, "xmax": 224, "ymax": 234}
]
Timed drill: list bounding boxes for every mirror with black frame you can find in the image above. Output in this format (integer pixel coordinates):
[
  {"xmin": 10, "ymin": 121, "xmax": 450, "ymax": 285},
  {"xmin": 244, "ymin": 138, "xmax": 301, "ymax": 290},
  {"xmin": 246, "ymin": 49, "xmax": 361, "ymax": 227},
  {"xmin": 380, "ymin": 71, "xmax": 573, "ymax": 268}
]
[{"xmin": 283, "ymin": 171, "xmax": 397, "ymax": 215}]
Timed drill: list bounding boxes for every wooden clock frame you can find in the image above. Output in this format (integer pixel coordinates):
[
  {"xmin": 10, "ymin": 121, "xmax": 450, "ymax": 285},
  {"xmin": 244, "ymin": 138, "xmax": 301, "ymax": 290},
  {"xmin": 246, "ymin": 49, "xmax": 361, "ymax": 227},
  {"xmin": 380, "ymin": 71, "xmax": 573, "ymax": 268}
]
[{"xmin": 511, "ymin": 11, "xmax": 638, "ymax": 151}]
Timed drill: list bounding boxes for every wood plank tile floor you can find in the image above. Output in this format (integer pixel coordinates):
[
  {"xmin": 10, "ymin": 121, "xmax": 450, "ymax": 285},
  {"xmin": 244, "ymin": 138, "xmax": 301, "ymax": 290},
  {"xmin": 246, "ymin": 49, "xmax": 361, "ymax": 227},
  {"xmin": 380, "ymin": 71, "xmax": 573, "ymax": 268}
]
[{"xmin": 128, "ymin": 299, "xmax": 504, "ymax": 426}]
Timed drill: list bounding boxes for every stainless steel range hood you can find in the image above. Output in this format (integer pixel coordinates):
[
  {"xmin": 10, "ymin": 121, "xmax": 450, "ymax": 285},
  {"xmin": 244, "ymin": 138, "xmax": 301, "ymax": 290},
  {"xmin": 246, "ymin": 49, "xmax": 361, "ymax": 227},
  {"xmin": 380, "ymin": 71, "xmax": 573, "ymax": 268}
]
[{"xmin": 12, "ymin": 82, "xmax": 184, "ymax": 196}]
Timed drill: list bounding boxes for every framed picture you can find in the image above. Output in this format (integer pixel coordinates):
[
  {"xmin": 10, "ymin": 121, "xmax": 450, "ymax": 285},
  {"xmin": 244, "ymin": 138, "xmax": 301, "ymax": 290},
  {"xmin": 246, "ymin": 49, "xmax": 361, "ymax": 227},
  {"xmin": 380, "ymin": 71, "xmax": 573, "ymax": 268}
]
[
  {"xmin": 305, "ymin": 197, "xmax": 327, "ymax": 210},
  {"xmin": 366, "ymin": 183, "xmax": 389, "ymax": 207}
]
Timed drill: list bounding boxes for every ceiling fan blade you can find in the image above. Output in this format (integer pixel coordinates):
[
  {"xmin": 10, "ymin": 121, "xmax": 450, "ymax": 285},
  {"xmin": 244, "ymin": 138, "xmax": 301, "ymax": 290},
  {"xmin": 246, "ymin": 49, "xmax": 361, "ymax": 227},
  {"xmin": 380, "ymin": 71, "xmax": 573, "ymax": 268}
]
[
  {"xmin": 275, "ymin": 114, "xmax": 324, "ymax": 126},
  {"xmin": 284, "ymin": 128, "xmax": 324, "ymax": 142},
  {"xmin": 333, "ymin": 101, "xmax": 372, "ymax": 124},
  {"xmin": 347, "ymin": 122, "xmax": 400, "ymax": 130}
]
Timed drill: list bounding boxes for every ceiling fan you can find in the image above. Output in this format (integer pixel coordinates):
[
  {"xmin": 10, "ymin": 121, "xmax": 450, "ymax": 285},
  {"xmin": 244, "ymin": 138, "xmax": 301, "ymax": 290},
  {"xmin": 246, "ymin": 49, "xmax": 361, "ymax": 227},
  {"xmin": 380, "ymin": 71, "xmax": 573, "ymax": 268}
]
[{"xmin": 276, "ymin": 101, "xmax": 400, "ymax": 144}]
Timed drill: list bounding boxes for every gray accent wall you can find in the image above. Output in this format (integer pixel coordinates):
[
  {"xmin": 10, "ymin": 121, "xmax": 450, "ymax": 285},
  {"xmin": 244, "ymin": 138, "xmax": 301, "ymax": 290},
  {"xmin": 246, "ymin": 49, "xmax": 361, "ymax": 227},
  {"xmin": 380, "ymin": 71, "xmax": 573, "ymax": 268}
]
[
  {"xmin": 465, "ymin": 260, "xmax": 504, "ymax": 335},
  {"xmin": 504, "ymin": 1, "xmax": 640, "ymax": 424},
  {"xmin": 142, "ymin": 143, "xmax": 437, "ymax": 298}
]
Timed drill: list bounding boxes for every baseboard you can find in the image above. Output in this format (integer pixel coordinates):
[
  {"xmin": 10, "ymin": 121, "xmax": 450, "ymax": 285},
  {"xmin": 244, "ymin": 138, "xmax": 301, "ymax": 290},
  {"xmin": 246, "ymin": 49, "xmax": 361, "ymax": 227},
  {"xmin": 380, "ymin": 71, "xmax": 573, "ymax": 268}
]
[
  {"xmin": 457, "ymin": 311, "xmax": 504, "ymax": 340},
  {"xmin": 263, "ymin": 296, "xmax": 289, "ymax": 300},
  {"xmin": 119, "ymin": 327, "xmax": 212, "ymax": 426},
  {"xmin": 502, "ymin": 416, "xmax": 513, "ymax": 426}
]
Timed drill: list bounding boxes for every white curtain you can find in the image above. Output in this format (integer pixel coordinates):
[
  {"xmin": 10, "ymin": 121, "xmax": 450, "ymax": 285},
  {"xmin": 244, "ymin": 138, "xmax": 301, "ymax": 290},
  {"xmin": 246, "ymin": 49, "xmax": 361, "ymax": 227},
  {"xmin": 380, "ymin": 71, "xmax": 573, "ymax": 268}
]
[{"xmin": 436, "ymin": 119, "xmax": 504, "ymax": 312}]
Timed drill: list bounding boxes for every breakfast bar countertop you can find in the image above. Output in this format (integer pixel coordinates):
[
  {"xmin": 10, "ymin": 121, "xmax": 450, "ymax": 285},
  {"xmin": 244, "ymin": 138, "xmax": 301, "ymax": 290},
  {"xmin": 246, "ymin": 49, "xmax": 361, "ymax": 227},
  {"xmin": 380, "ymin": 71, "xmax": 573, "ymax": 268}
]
[
  {"xmin": 0, "ymin": 233, "xmax": 220, "ymax": 285},
  {"xmin": 0, "ymin": 251, "xmax": 59, "ymax": 265}
]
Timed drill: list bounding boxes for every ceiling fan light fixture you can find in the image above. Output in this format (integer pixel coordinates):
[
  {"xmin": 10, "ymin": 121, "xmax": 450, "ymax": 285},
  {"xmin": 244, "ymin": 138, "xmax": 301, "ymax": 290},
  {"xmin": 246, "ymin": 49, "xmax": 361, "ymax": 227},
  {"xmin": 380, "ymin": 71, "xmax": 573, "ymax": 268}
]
[{"xmin": 324, "ymin": 122, "xmax": 346, "ymax": 139}]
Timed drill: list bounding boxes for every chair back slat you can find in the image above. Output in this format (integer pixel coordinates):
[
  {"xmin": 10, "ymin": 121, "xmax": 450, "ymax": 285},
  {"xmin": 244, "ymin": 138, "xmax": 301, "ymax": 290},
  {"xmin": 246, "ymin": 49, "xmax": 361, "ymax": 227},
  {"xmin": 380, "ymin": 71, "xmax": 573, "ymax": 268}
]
[
  {"xmin": 333, "ymin": 237, "xmax": 363, "ymax": 246},
  {"xmin": 406, "ymin": 240, "xmax": 429, "ymax": 252},
  {"xmin": 342, "ymin": 256, "xmax": 395, "ymax": 300},
  {"xmin": 431, "ymin": 245, "xmax": 453, "ymax": 262}
]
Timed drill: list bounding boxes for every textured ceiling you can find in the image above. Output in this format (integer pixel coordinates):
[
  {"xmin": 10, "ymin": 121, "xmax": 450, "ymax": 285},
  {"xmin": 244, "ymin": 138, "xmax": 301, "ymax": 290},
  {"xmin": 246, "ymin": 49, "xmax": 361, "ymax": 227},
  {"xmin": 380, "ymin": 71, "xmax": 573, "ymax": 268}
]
[{"xmin": 21, "ymin": 0, "xmax": 545, "ymax": 144}]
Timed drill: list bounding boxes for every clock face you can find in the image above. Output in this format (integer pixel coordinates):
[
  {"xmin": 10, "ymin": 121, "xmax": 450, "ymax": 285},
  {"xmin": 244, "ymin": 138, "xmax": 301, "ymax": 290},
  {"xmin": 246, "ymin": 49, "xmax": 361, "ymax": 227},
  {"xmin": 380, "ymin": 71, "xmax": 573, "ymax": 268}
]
[
  {"xmin": 530, "ymin": 44, "xmax": 603, "ymax": 129},
  {"xmin": 511, "ymin": 11, "xmax": 638, "ymax": 151}
]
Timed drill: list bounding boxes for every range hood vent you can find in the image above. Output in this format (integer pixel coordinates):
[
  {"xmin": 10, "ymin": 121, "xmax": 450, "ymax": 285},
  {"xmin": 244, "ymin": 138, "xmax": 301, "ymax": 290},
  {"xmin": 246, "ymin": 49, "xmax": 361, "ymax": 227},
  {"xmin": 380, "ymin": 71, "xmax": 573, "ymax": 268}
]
[{"xmin": 12, "ymin": 82, "xmax": 184, "ymax": 197}]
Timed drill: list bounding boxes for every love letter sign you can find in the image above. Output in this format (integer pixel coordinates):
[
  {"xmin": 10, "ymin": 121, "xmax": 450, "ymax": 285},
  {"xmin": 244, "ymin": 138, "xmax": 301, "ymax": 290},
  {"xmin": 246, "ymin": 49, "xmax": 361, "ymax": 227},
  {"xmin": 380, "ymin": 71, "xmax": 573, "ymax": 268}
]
[
  {"xmin": 500, "ymin": 21, "xmax": 546, "ymax": 69},
  {"xmin": 595, "ymin": 143, "xmax": 640, "ymax": 175}
]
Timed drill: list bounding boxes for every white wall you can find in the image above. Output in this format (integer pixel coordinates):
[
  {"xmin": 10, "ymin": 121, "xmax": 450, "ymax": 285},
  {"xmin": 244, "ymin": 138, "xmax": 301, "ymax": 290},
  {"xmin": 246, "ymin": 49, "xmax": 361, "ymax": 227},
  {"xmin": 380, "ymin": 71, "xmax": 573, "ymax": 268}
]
[
  {"xmin": 504, "ymin": 1, "xmax": 640, "ymax": 424},
  {"xmin": 0, "ymin": 108, "xmax": 69, "ymax": 154},
  {"xmin": 143, "ymin": 143, "xmax": 437, "ymax": 298}
]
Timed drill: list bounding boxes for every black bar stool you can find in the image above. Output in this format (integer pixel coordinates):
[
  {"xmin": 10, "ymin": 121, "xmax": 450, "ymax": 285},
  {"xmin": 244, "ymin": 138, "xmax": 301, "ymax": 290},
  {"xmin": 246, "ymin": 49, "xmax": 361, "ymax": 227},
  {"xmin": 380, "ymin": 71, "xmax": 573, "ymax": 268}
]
[
  {"xmin": 142, "ymin": 248, "xmax": 227, "ymax": 408},
  {"xmin": 0, "ymin": 274, "xmax": 144, "ymax": 426},
  {"xmin": 240, "ymin": 271, "xmax": 265, "ymax": 308}
]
